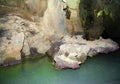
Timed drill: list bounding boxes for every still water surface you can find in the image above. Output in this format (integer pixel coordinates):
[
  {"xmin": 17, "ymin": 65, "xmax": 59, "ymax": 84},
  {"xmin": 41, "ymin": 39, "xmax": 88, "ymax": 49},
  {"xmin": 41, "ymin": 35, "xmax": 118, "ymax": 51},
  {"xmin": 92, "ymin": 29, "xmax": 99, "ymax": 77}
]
[{"xmin": 0, "ymin": 50, "xmax": 120, "ymax": 84}]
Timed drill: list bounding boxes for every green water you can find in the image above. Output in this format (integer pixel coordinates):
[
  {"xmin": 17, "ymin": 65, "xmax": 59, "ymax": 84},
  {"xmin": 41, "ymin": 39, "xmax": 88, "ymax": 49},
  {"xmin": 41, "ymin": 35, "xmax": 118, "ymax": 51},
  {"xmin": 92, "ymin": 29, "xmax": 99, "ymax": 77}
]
[{"xmin": 0, "ymin": 51, "xmax": 120, "ymax": 84}]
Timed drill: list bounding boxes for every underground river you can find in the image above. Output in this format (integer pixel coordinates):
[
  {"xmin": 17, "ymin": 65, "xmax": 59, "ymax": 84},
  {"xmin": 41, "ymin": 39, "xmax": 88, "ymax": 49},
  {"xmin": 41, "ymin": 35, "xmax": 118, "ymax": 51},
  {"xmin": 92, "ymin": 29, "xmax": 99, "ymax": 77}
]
[{"xmin": 0, "ymin": 50, "xmax": 120, "ymax": 84}]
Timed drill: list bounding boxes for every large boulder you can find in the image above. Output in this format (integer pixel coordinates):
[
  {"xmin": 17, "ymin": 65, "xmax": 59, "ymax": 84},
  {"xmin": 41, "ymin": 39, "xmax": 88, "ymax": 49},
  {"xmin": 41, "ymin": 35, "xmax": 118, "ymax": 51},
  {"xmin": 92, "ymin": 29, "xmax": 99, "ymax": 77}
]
[
  {"xmin": 49, "ymin": 35, "xmax": 119, "ymax": 69},
  {"xmin": 0, "ymin": 29, "xmax": 24, "ymax": 66}
]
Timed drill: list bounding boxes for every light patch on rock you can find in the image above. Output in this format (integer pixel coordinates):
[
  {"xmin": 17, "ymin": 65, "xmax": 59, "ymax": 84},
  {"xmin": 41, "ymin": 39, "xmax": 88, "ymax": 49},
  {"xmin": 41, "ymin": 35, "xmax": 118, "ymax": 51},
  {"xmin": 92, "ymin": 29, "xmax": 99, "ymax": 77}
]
[{"xmin": 62, "ymin": 0, "xmax": 66, "ymax": 2}]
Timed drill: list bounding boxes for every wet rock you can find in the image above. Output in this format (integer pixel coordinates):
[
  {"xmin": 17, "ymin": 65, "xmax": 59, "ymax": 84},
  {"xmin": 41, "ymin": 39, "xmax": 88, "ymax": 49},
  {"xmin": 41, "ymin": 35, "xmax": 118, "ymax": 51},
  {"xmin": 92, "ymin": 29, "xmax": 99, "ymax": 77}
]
[{"xmin": 2, "ymin": 57, "xmax": 21, "ymax": 67}]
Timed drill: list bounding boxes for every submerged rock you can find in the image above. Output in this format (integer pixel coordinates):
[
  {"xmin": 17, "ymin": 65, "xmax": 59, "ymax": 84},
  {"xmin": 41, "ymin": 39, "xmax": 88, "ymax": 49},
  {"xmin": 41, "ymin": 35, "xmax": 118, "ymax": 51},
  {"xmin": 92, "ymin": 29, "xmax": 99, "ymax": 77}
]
[{"xmin": 50, "ymin": 35, "xmax": 119, "ymax": 69}]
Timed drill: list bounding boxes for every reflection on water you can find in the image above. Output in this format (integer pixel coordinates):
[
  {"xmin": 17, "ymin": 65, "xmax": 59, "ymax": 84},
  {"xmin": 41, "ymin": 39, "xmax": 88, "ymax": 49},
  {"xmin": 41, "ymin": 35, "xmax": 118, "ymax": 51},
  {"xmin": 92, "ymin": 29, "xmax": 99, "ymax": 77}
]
[{"xmin": 0, "ymin": 50, "xmax": 120, "ymax": 84}]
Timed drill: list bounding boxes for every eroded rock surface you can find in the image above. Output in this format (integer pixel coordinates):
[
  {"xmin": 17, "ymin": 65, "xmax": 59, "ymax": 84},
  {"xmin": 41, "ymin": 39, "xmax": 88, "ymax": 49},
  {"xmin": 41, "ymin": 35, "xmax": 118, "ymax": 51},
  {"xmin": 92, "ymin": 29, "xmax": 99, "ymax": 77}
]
[
  {"xmin": 0, "ymin": 0, "xmax": 120, "ymax": 68},
  {"xmin": 0, "ymin": 30, "xmax": 24, "ymax": 66},
  {"xmin": 61, "ymin": 0, "xmax": 83, "ymax": 35},
  {"xmin": 50, "ymin": 35, "xmax": 119, "ymax": 69},
  {"xmin": 0, "ymin": 0, "xmax": 67, "ymax": 66}
]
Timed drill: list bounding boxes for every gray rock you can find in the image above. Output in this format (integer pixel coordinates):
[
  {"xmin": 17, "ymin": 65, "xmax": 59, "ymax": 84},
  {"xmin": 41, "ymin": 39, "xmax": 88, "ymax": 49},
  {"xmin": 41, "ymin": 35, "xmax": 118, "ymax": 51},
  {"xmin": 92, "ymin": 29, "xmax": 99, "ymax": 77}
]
[{"xmin": 51, "ymin": 35, "xmax": 119, "ymax": 69}]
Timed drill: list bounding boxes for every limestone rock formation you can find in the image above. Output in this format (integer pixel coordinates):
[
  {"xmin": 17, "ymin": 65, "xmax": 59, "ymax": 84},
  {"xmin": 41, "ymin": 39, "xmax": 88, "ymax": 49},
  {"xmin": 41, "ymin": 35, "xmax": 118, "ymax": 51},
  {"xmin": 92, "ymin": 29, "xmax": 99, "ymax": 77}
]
[
  {"xmin": 0, "ymin": 0, "xmax": 67, "ymax": 65},
  {"xmin": 0, "ymin": 0, "xmax": 120, "ymax": 67},
  {"xmin": 49, "ymin": 35, "xmax": 119, "ymax": 69},
  {"xmin": 62, "ymin": 0, "xmax": 83, "ymax": 35},
  {"xmin": 0, "ymin": 0, "xmax": 48, "ymax": 18},
  {"xmin": 0, "ymin": 29, "xmax": 24, "ymax": 66}
]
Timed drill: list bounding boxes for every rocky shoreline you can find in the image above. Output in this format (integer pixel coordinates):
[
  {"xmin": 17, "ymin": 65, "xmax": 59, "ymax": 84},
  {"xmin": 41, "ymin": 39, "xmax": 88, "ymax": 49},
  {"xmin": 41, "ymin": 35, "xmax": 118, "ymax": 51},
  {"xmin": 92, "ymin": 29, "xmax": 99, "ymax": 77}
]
[
  {"xmin": 49, "ymin": 35, "xmax": 119, "ymax": 69},
  {"xmin": 0, "ymin": 15, "xmax": 119, "ymax": 68},
  {"xmin": 0, "ymin": 0, "xmax": 120, "ymax": 69}
]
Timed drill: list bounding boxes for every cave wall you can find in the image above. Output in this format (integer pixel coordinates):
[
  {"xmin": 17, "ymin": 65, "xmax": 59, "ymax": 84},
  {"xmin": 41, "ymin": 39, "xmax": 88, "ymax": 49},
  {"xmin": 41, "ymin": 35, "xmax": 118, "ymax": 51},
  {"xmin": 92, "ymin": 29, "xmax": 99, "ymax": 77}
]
[
  {"xmin": 0, "ymin": 0, "xmax": 67, "ymax": 66},
  {"xmin": 0, "ymin": 0, "xmax": 67, "ymax": 40},
  {"xmin": 79, "ymin": 0, "xmax": 104, "ymax": 40},
  {"xmin": 102, "ymin": 0, "xmax": 120, "ymax": 39},
  {"xmin": 0, "ymin": 0, "xmax": 48, "ymax": 20},
  {"xmin": 79, "ymin": 0, "xmax": 120, "ymax": 40},
  {"xmin": 1, "ymin": 0, "xmax": 120, "ymax": 40},
  {"xmin": 24, "ymin": 0, "xmax": 48, "ymax": 17},
  {"xmin": 0, "ymin": 0, "xmax": 83, "ymax": 35},
  {"xmin": 64, "ymin": 0, "xmax": 83, "ymax": 35}
]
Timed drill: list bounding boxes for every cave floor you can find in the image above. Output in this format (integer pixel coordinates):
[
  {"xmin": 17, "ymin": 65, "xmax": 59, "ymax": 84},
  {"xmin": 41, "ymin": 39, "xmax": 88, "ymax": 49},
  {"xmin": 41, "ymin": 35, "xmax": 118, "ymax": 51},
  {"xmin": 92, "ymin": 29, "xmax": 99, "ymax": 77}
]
[{"xmin": 0, "ymin": 50, "xmax": 120, "ymax": 84}]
